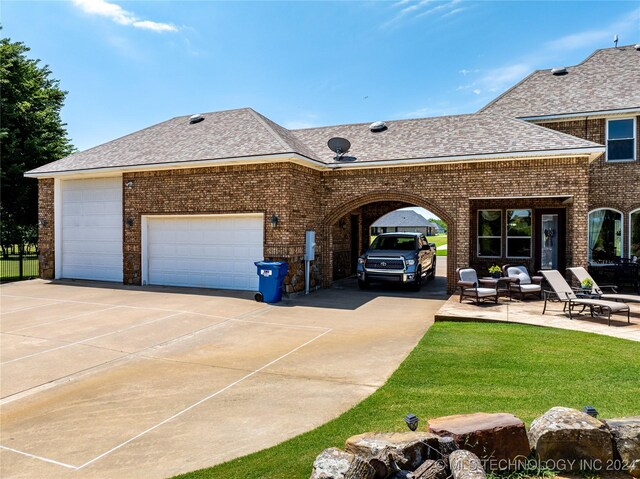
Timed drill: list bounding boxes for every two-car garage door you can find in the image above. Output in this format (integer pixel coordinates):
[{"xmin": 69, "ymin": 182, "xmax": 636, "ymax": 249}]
[
  {"xmin": 144, "ymin": 215, "xmax": 264, "ymax": 291},
  {"xmin": 59, "ymin": 177, "xmax": 263, "ymax": 291}
]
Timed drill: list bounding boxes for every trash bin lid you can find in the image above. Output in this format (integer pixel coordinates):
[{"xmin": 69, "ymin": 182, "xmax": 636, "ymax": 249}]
[{"xmin": 254, "ymin": 261, "xmax": 287, "ymax": 268}]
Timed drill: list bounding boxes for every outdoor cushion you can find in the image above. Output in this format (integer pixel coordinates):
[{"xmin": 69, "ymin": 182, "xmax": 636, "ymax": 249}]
[
  {"xmin": 507, "ymin": 266, "xmax": 531, "ymax": 284},
  {"xmin": 601, "ymin": 294, "xmax": 640, "ymax": 303},
  {"xmin": 519, "ymin": 284, "xmax": 541, "ymax": 292},
  {"xmin": 459, "ymin": 268, "xmax": 478, "ymax": 284},
  {"xmin": 467, "ymin": 288, "xmax": 497, "ymax": 297},
  {"xmin": 571, "ymin": 298, "xmax": 630, "ymax": 312}
]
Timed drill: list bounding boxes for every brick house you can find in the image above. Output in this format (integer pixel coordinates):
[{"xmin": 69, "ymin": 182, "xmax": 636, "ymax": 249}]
[{"xmin": 27, "ymin": 45, "xmax": 639, "ymax": 294}]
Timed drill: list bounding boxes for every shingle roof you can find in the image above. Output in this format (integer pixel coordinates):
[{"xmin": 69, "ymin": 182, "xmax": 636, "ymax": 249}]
[
  {"xmin": 372, "ymin": 210, "xmax": 434, "ymax": 228},
  {"xmin": 27, "ymin": 108, "xmax": 320, "ymax": 175},
  {"xmin": 27, "ymin": 109, "xmax": 602, "ymax": 175},
  {"xmin": 291, "ymin": 113, "xmax": 601, "ymax": 164},
  {"xmin": 480, "ymin": 45, "xmax": 640, "ymax": 118}
]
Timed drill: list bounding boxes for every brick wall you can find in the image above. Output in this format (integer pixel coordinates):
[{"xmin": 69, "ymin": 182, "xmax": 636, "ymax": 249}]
[
  {"xmin": 37, "ymin": 155, "xmax": 592, "ymax": 294},
  {"xmin": 538, "ymin": 116, "xmax": 640, "ymax": 255},
  {"xmin": 37, "ymin": 179, "xmax": 55, "ymax": 279}
]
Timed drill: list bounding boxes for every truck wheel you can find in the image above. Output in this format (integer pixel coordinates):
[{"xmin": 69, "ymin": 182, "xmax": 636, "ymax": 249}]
[
  {"xmin": 410, "ymin": 268, "xmax": 422, "ymax": 291},
  {"xmin": 429, "ymin": 258, "xmax": 437, "ymax": 279},
  {"xmin": 358, "ymin": 279, "xmax": 370, "ymax": 290}
]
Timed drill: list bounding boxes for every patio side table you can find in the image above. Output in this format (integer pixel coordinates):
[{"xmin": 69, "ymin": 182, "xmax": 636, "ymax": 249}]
[{"xmin": 480, "ymin": 277, "xmax": 511, "ymax": 300}]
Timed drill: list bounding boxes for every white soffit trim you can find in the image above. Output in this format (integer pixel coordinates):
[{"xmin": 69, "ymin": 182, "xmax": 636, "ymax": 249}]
[
  {"xmin": 520, "ymin": 107, "xmax": 640, "ymax": 122},
  {"xmin": 24, "ymin": 147, "xmax": 604, "ymax": 179}
]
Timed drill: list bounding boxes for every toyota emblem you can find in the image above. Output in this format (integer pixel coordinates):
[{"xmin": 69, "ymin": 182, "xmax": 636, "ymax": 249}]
[{"xmin": 380, "ymin": 262, "xmax": 387, "ymax": 266}]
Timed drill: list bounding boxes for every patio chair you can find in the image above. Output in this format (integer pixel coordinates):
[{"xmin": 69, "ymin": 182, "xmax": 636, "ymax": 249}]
[
  {"xmin": 567, "ymin": 267, "xmax": 640, "ymax": 303},
  {"xmin": 457, "ymin": 267, "xmax": 499, "ymax": 304},
  {"xmin": 501, "ymin": 264, "xmax": 542, "ymax": 300},
  {"xmin": 540, "ymin": 270, "xmax": 630, "ymax": 326}
]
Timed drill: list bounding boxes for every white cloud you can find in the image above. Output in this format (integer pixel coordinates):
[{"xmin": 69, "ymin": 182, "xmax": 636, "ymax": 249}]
[
  {"xmin": 472, "ymin": 89, "xmax": 481, "ymax": 95},
  {"xmin": 72, "ymin": 0, "xmax": 178, "ymax": 32},
  {"xmin": 382, "ymin": 0, "xmax": 463, "ymax": 29}
]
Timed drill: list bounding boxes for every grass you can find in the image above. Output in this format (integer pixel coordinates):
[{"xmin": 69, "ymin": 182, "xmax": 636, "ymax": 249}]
[
  {"xmin": 173, "ymin": 322, "xmax": 640, "ymax": 479},
  {"xmin": 0, "ymin": 255, "xmax": 39, "ymax": 281}
]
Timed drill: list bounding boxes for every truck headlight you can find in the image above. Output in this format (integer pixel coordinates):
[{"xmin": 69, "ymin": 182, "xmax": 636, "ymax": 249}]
[
  {"xmin": 405, "ymin": 259, "xmax": 415, "ymax": 267},
  {"xmin": 358, "ymin": 258, "xmax": 365, "ymax": 264}
]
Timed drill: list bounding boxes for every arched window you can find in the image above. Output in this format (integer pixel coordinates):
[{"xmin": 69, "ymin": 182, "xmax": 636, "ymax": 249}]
[
  {"xmin": 631, "ymin": 208, "xmax": 640, "ymax": 258},
  {"xmin": 588, "ymin": 208, "xmax": 623, "ymax": 263}
]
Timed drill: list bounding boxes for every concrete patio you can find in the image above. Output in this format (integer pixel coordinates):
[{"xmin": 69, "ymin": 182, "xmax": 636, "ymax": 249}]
[{"xmin": 435, "ymin": 294, "xmax": 640, "ymax": 342}]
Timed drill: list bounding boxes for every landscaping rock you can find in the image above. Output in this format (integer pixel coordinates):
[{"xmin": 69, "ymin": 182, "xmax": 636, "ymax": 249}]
[
  {"xmin": 437, "ymin": 436, "xmax": 458, "ymax": 459},
  {"xmin": 427, "ymin": 412, "xmax": 530, "ymax": 467},
  {"xmin": 409, "ymin": 459, "xmax": 447, "ymax": 479},
  {"xmin": 388, "ymin": 472, "xmax": 412, "ymax": 479},
  {"xmin": 528, "ymin": 407, "xmax": 613, "ymax": 470},
  {"xmin": 449, "ymin": 450, "xmax": 486, "ymax": 479},
  {"xmin": 603, "ymin": 416, "xmax": 640, "ymax": 477},
  {"xmin": 310, "ymin": 447, "xmax": 375, "ymax": 479},
  {"xmin": 345, "ymin": 432, "xmax": 440, "ymax": 478}
]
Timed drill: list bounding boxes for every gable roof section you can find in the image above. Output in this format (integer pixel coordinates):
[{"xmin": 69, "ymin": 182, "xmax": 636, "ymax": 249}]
[
  {"xmin": 480, "ymin": 45, "xmax": 640, "ymax": 118},
  {"xmin": 27, "ymin": 110, "xmax": 603, "ymax": 176},
  {"xmin": 372, "ymin": 210, "xmax": 433, "ymax": 228},
  {"xmin": 291, "ymin": 113, "xmax": 601, "ymax": 164}
]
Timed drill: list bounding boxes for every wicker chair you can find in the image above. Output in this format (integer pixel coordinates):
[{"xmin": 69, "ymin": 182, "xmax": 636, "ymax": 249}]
[
  {"xmin": 457, "ymin": 267, "xmax": 499, "ymax": 304},
  {"xmin": 501, "ymin": 264, "xmax": 543, "ymax": 300}
]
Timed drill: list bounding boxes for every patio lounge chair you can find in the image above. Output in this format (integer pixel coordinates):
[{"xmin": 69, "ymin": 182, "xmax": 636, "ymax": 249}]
[
  {"xmin": 457, "ymin": 267, "xmax": 499, "ymax": 304},
  {"xmin": 568, "ymin": 267, "xmax": 640, "ymax": 303},
  {"xmin": 501, "ymin": 264, "xmax": 542, "ymax": 299},
  {"xmin": 540, "ymin": 270, "xmax": 630, "ymax": 326}
]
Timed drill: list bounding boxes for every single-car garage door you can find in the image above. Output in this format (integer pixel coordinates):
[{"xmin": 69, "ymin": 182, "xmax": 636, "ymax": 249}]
[
  {"xmin": 60, "ymin": 177, "xmax": 123, "ymax": 282},
  {"xmin": 144, "ymin": 214, "xmax": 264, "ymax": 290}
]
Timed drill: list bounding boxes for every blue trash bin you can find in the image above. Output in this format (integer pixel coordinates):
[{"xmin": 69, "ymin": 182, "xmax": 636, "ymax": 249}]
[{"xmin": 254, "ymin": 261, "xmax": 289, "ymax": 303}]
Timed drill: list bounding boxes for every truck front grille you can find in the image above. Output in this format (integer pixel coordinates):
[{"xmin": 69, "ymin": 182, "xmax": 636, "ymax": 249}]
[{"xmin": 365, "ymin": 258, "xmax": 405, "ymax": 270}]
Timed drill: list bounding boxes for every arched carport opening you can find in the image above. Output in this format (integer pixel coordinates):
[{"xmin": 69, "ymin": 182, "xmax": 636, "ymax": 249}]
[{"xmin": 320, "ymin": 192, "xmax": 457, "ymax": 293}]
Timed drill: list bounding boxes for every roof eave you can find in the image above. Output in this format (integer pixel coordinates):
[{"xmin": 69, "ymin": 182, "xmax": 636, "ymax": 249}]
[{"xmin": 519, "ymin": 107, "xmax": 640, "ymax": 122}]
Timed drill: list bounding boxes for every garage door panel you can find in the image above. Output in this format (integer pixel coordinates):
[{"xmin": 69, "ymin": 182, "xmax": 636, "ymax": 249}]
[
  {"xmin": 146, "ymin": 215, "xmax": 263, "ymax": 291},
  {"xmin": 61, "ymin": 177, "xmax": 123, "ymax": 282}
]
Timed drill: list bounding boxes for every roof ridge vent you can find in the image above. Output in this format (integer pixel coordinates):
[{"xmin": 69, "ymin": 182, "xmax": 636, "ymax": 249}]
[
  {"xmin": 189, "ymin": 114, "xmax": 205, "ymax": 124},
  {"xmin": 551, "ymin": 67, "xmax": 568, "ymax": 76},
  {"xmin": 369, "ymin": 121, "xmax": 388, "ymax": 132}
]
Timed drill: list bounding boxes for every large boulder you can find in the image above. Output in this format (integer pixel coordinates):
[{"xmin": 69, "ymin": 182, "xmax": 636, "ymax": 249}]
[
  {"xmin": 345, "ymin": 432, "xmax": 440, "ymax": 478},
  {"xmin": 604, "ymin": 416, "xmax": 640, "ymax": 477},
  {"xmin": 310, "ymin": 447, "xmax": 376, "ymax": 479},
  {"xmin": 409, "ymin": 459, "xmax": 448, "ymax": 479},
  {"xmin": 528, "ymin": 407, "xmax": 613, "ymax": 470},
  {"xmin": 449, "ymin": 450, "xmax": 486, "ymax": 479},
  {"xmin": 427, "ymin": 412, "xmax": 530, "ymax": 468}
]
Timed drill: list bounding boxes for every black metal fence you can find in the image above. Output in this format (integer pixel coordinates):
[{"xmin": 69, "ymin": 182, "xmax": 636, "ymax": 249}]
[{"xmin": 1, "ymin": 247, "xmax": 39, "ymax": 282}]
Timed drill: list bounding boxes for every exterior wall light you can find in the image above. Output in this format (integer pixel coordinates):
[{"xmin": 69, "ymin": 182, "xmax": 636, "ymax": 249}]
[
  {"xmin": 38, "ymin": 218, "xmax": 48, "ymax": 227},
  {"xmin": 339, "ymin": 218, "xmax": 347, "ymax": 230},
  {"xmin": 582, "ymin": 406, "xmax": 598, "ymax": 418},
  {"xmin": 404, "ymin": 413, "xmax": 419, "ymax": 431},
  {"xmin": 125, "ymin": 218, "xmax": 134, "ymax": 227},
  {"xmin": 271, "ymin": 214, "xmax": 279, "ymax": 228},
  {"xmin": 125, "ymin": 180, "xmax": 134, "ymax": 189}
]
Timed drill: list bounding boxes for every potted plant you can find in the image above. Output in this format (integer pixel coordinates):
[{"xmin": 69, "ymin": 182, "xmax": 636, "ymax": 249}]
[
  {"xmin": 488, "ymin": 265, "xmax": 502, "ymax": 279},
  {"xmin": 581, "ymin": 278, "xmax": 593, "ymax": 290}
]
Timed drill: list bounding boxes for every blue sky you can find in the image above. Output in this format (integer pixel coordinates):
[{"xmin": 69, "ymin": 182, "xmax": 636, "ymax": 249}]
[{"xmin": 3, "ymin": 0, "xmax": 639, "ymax": 152}]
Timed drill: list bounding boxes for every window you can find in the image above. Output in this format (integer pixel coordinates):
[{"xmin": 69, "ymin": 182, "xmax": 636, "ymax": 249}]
[
  {"xmin": 631, "ymin": 209, "xmax": 640, "ymax": 258},
  {"xmin": 606, "ymin": 118, "xmax": 636, "ymax": 162},
  {"xmin": 478, "ymin": 210, "xmax": 501, "ymax": 257},
  {"xmin": 506, "ymin": 209, "xmax": 532, "ymax": 258},
  {"xmin": 588, "ymin": 209, "xmax": 623, "ymax": 262}
]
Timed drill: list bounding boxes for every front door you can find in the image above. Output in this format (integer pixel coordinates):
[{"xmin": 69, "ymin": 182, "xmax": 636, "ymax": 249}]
[{"xmin": 535, "ymin": 209, "xmax": 566, "ymax": 273}]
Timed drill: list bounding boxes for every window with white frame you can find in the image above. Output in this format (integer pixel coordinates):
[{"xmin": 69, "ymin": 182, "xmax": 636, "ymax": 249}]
[
  {"xmin": 606, "ymin": 118, "xmax": 636, "ymax": 162},
  {"xmin": 588, "ymin": 209, "xmax": 623, "ymax": 262},
  {"xmin": 506, "ymin": 209, "xmax": 532, "ymax": 258},
  {"xmin": 631, "ymin": 209, "xmax": 640, "ymax": 258},
  {"xmin": 477, "ymin": 210, "xmax": 502, "ymax": 257}
]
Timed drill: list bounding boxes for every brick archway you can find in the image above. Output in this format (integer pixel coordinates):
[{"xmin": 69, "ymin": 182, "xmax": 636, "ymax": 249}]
[{"xmin": 320, "ymin": 191, "xmax": 458, "ymax": 292}]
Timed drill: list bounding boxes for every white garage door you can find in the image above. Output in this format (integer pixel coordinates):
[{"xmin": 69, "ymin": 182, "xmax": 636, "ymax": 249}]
[
  {"xmin": 60, "ymin": 177, "xmax": 123, "ymax": 282},
  {"xmin": 145, "ymin": 214, "xmax": 264, "ymax": 290}
]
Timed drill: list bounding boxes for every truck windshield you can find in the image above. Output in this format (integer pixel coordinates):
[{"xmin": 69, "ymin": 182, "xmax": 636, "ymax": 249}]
[{"xmin": 370, "ymin": 236, "xmax": 416, "ymax": 251}]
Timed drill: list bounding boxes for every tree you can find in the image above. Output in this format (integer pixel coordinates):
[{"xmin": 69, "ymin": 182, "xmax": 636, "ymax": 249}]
[
  {"xmin": 1, "ymin": 36, "xmax": 74, "ymax": 251},
  {"xmin": 428, "ymin": 218, "xmax": 447, "ymax": 232}
]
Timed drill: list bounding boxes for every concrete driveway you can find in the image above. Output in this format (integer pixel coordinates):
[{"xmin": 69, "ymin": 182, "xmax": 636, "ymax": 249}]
[{"xmin": 0, "ymin": 270, "xmax": 447, "ymax": 479}]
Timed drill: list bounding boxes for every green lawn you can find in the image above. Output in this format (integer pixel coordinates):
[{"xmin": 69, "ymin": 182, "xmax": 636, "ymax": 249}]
[{"xmin": 173, "ymin": 322, "xmax": 640, "ymax": 479}]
